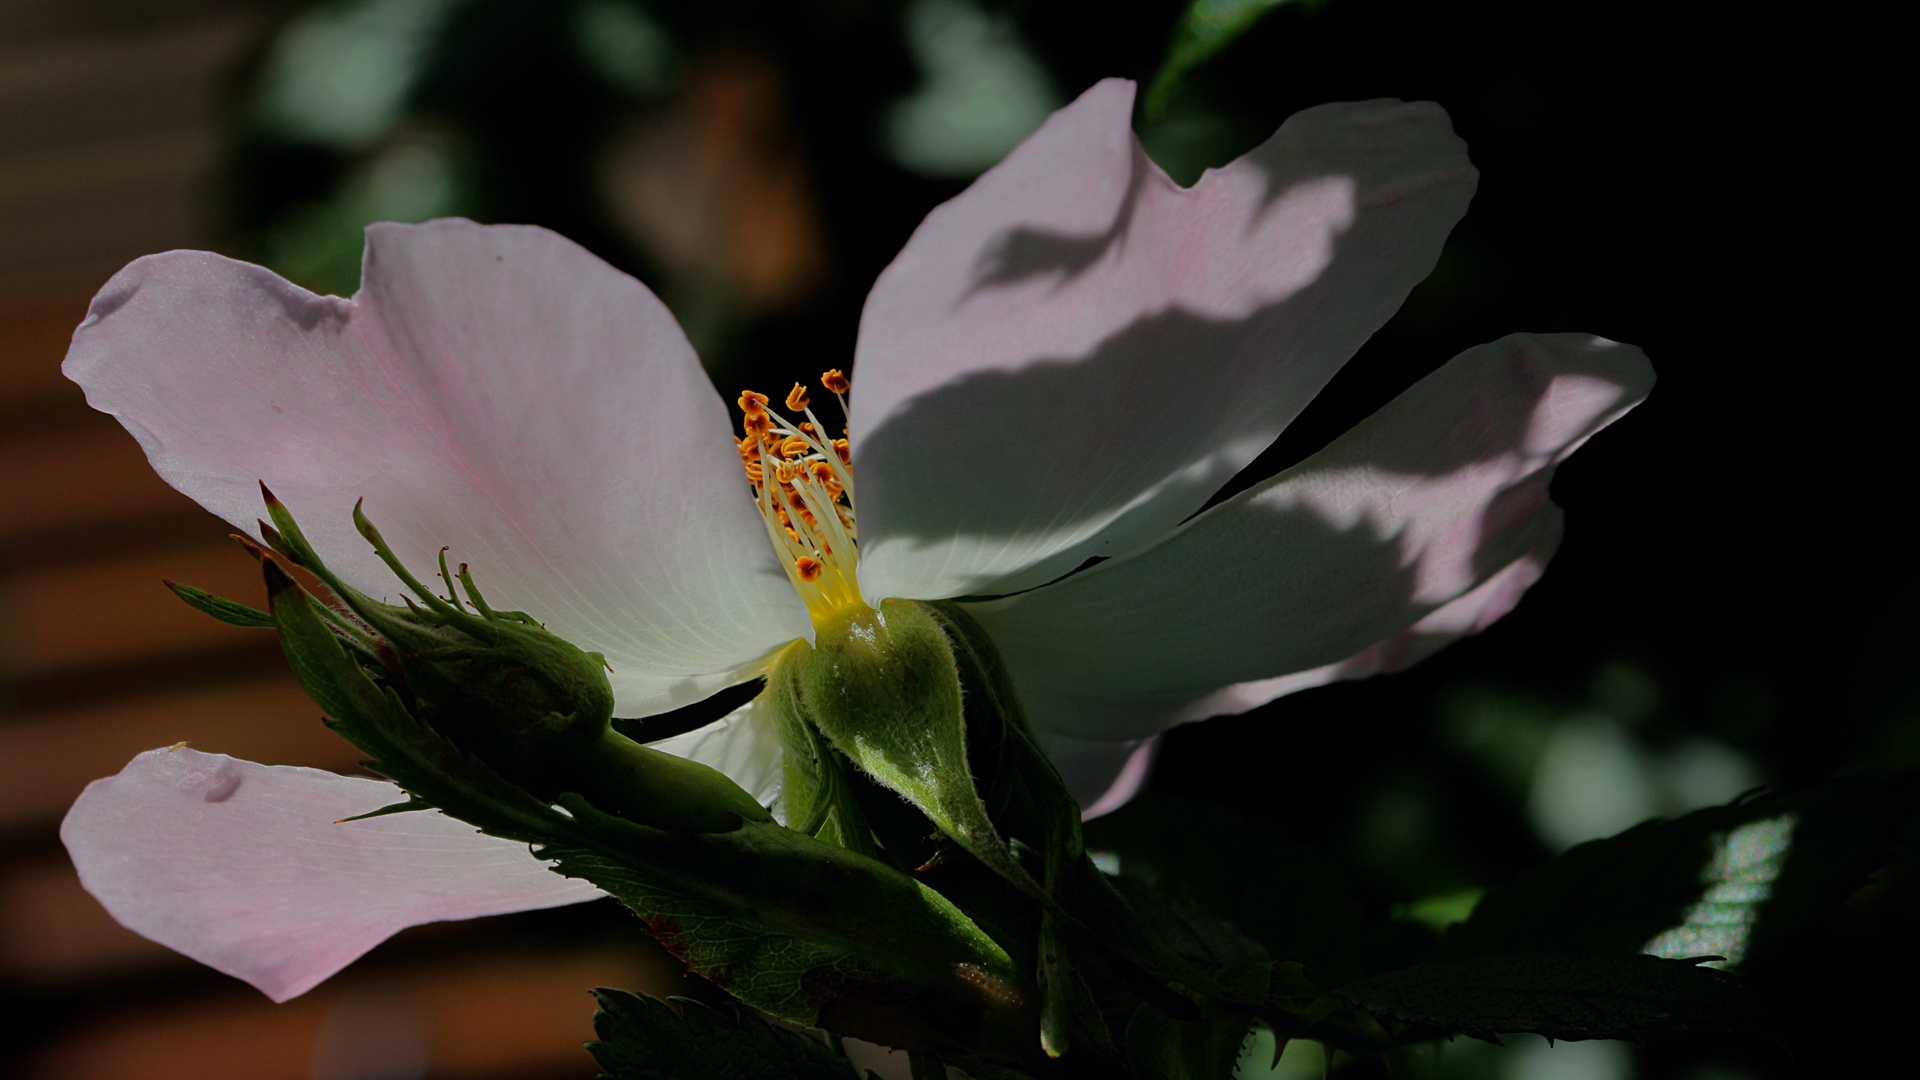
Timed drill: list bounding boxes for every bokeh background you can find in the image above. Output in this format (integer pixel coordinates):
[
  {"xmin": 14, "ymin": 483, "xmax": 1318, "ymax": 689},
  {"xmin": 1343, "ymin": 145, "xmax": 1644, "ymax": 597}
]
[{"xmin": 0, "ymin": 1, "xmax": 1906, "ymax": 1078}]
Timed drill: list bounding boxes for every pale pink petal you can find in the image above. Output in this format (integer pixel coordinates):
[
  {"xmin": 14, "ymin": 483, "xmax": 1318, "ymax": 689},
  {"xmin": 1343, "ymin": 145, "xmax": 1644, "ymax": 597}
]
[
  {"xmin": 969, "ymin": 333, "xmax": 1652, "ymax": 741},
  {"xmin": 61, "ymin": 748, "xmax": 603, "ymax": 1002},
  {"xmin": 65, "ymin": 221, "xmax": 810, "ymax": 717},
  {"xmin": 645, "ymin": 693, "xmax": 785, "ymax": 818},
  {"xmin": 852, "ymin": 79, "xmax": 1477, "ymax": 602}
]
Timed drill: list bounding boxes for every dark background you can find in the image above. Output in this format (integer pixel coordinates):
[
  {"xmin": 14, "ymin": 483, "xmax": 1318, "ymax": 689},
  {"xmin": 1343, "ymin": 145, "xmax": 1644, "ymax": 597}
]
[{"xmin": 0, "ymin": 1, "xmax": 1905, "ymax": 1077}]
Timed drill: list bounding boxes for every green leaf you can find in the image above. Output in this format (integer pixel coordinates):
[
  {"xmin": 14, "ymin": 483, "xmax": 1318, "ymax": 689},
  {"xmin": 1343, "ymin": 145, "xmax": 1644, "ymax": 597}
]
[
  {"xmin": 586, "ymin": 989, "xmax": 865, "ymax": 1080},
  {"xmin": 1336, "ymin": 953, "xmax": 1764, "ymax": 1042},
  {"xmin": 1144, "ymin": 0, "xmax": 1321, "ymax": 118},
  {"xmin": 165, "ymin": 580, "xmax": 273, "ymax": 627},
  {"xmin": 1103, "ymin": 876, "xmax": 1268, "ymax": 976},
  {"xmin": 540, "ymin": 796, "xmax": 1033, "ymax": 1054},
  {"xmin": 1437, "ymin": 771, "xmax": 1919, "ymax": 968}
]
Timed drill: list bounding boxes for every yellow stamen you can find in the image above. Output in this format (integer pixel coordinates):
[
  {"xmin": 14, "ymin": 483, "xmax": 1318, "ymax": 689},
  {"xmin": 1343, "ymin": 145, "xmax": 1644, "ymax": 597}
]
[
  {"xmin": 738, "ymin": 377, "xmax": 864, "ymax": 627},
  {"xmin": 821, "ymin": 369, "xmax": 850, "ymax": 394}
]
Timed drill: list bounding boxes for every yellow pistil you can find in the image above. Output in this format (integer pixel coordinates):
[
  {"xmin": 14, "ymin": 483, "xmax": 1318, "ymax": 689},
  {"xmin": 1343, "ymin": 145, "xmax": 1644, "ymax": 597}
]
[{"xmin": 737, "ymin": 372, "xmax": 864, "ymax": 627}]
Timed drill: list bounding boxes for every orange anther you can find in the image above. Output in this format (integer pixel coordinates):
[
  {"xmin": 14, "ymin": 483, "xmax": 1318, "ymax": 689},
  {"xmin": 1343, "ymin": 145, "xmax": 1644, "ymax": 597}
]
[
  {"xmin": 743, "ymin": 411, "xmax": 771, "ymax": 435},
  {"xmin": 832, "ymin": 438, "xmax": 851, "ymax": 464},
  {"xmin": 738, "ymin": 390, "xmax": 769, "ymax": 414},
  {"xmin": 779, "ymin": 436, "xmax": 810, "ymax": 459},
  {"xmin": 798, "ymin": 421, "xmax": 816, "ymax": 435},
  {"xmin": 785, "ymin": 383, "xmax": 810, "ymax": 411},
  {"xmin": 795, "ymin": 556, "xmax": 824, "ymax": 582},
  {"xmin": 821, "ymin": 369, "xmax": 850, "ymax": 394},
  {"xmin": 808, "ymin": 461, "xmax": 835, "ymax": 484},
  {"xmin": 788, "ymin": 491, "xmax": 807, "ymax": 510},
  {"xmin": 786, "ymin": 527, "xmax": 801, "ymax": 544},
  {"xmin": 744, "ymin": 462, "xmax": 763, "ymax": 483},
  {"xmin": 775, "ymin": 462, "xmax": 798, "ymax": 484}
]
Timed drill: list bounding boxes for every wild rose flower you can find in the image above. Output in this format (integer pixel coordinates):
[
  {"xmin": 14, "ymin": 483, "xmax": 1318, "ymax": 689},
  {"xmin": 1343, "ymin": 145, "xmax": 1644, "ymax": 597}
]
[{"xmin": 60, "ymin": 80, "xmax": 1650, "ymax": 1002}]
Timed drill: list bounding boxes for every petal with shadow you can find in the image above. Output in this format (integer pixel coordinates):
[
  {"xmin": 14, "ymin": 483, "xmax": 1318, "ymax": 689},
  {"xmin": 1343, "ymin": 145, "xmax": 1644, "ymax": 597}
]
[
  {"xmin": 968, "ymin": 333, "xmax": 1652, "ymax": 740},
  {"xmin": 1038, "ymin": 733, "xmax": 1160, "ymax": 819},
  {"xmin": 61, "ymin": 748, "xmax": 604, "ymax": 1002},
  {"xmin": 1018, "ymin": 541, "xmax": 1556, "ymax": 743},
  {"xmin": 853, "ymin": 79, "xmax": 1477, "ymax": 601},
  {"xmin": 64, "ymin": 220, "xmax": 810, "ymax": 719}
]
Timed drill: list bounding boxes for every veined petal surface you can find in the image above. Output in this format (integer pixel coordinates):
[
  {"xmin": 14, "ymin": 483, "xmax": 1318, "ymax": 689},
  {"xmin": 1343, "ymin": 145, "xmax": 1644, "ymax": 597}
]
[
  {"xmin": 969, "ymin": 333, "xmax": 1653, "ymax": 741},
  {"xmin": 64, "ymin": 220, "xmax": 810, "ymax": 717},
  {"xmin": 852, "ymin": 79, "xmax": 1477, "ymax": 602},
  {"xmin": 62, "ymin": 748, "xmax": 604, "ymax": 1002}
]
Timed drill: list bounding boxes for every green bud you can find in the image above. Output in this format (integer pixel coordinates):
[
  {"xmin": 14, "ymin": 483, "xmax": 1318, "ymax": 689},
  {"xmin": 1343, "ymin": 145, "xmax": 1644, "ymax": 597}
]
[{"xmin": 255, "ymin": 487, "xmax": 769, "ymax": 832}]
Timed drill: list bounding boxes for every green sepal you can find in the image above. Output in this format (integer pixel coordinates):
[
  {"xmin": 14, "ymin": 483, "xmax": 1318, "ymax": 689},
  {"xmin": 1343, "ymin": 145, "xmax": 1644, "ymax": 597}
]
[
  {"xmin": 336, "ymin": 796, "xmax": 434, "ymax": 823},
  {"xmin": 164, "ymin": 580, "xmax": 273, "ymax": 627},
  {"xmin": 770, "ymin": 653, "xmax": 878, "ymax": 858}
]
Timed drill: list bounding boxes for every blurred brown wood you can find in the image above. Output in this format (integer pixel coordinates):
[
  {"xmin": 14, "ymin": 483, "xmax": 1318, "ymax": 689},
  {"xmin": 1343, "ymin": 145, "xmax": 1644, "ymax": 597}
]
[
  {"xmin": 0, "ymin": 675, "xmax": 361, "ymax": 832},
  {"xmin": 0, "ymin": 854, "xmax": 185, "ymax": 983},
  {"xmin": 0, "ymin": 14, "xmax": 258, "ymax": 293},
  {"xmin": 21, "ymin": 939, "xmax": 677, "ymax": 1079},
  {"xmin": 1, "ymin": 422, "xmax": 206, "ymax": 542},
  {"xmin": 0, "ymin": 8, "xmax": 685, "ymax": 1080},
  {"xmin": 4, "ymin": 533, "xmax": 271, "ymax": 676},
  {"xmin": 0, "ymin": 293, "xmax": 90, "ymax": 417}
]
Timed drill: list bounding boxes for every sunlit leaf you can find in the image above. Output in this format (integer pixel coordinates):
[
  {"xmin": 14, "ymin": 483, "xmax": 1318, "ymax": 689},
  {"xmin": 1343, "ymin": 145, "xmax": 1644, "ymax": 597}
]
[
  {"xmin": 1437, "ymin": 771, "xmax": 1918, "ymax": 969},
  {"xmin": 165, "ymin": 580, "xmax": 274, "ymax": 628}
]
